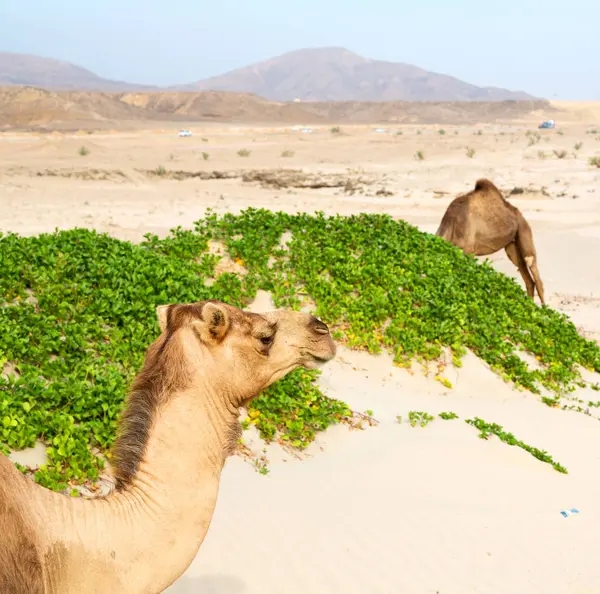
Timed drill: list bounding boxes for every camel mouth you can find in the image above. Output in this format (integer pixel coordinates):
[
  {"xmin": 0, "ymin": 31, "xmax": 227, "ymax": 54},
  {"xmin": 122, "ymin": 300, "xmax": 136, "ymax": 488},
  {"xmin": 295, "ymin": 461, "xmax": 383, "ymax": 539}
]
[{"xmin": 304, "ymin": 351, "xmax": 335, "ymax": 369}]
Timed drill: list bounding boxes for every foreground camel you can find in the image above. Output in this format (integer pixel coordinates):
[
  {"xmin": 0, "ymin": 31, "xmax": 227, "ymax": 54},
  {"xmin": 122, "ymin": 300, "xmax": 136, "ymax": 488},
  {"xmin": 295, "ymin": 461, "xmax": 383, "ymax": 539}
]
[
  {"xmin": 0, "ymin": 300, "xmax": 336, "ymax": 593},
  {"xmin": 435, "ymin": 178, "xmax": 545, "ymax": 304}
]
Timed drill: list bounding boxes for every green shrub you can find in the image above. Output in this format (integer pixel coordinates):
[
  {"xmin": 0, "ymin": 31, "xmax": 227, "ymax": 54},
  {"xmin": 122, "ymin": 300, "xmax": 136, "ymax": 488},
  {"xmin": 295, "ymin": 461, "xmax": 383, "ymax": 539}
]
[{"xmin": 1, "ymin": 210, "xmax": 598, "ymax": 490}]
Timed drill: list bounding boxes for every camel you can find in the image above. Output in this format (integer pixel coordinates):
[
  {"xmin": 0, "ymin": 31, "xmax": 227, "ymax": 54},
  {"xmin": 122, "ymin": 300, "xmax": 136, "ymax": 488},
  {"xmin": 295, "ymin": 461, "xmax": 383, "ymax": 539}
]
[
  {"xmin": 435, "ymin": 178, "xmax": 545, "ymax": 305},
  {"xmin": 0, "ymin": 300, "xmax": 336, "ymax": 594}
]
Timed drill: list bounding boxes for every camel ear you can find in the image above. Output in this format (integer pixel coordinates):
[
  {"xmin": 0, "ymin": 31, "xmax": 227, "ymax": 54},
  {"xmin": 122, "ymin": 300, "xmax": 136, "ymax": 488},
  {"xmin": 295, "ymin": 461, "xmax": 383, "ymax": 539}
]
[
  {"xmin": 156, "ymin": 305, "xmax": 170, "ymax": 333},
  {"xmin": 192, "ymin": 302, "xmax": 231, "ymax": 344}
]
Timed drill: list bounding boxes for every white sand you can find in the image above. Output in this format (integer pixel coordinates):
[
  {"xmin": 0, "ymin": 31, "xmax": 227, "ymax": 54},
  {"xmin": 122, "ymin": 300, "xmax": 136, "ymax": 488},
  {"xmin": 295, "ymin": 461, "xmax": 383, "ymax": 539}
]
[
  {"xmin": 168, "ymin": 347, "xmax": 600, "ymax": 594},
  {"xmin": 2, "ymin": 114, "xmax": 600, "ymax": 593}
]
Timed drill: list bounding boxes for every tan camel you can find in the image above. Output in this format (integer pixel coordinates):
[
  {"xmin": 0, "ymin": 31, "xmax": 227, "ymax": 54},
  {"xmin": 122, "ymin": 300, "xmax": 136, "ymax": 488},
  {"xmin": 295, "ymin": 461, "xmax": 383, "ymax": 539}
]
[
  {"xmin": 0, "ymin": 300, "xmax": 336, "ymax": 594},
  {"xmin": 435, "ymin": 178, "xmax": 545, "ymax": 304}
]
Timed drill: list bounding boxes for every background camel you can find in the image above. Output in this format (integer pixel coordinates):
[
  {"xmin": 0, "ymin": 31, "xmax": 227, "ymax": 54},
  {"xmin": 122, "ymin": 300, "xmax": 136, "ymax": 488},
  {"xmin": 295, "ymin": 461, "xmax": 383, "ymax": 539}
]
[
  {"xmin": 435, "ymin": 178, "xmax": 545, "ymax": 305},
  {"xmin": 0, "ymin": 300, "xmax": 336, "ymax": 594}
]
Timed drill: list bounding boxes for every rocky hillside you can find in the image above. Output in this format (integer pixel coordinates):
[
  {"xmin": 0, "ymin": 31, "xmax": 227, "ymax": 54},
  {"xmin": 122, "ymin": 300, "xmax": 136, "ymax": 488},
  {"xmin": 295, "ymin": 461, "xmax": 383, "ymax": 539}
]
[
  {"xmin": 0, "ymin": 86, "xmax": 554, "ymax": 129},
  {"xmin": 180, "ymin": 47, "xmax": 536, "ymax": 102},
  {"xmin": 1, "ymin": 47, "xmax": 534, "ymax": 102},
  {"xmin": 0, "ymin": 51, "xmax": 154, "ymax": 91}
]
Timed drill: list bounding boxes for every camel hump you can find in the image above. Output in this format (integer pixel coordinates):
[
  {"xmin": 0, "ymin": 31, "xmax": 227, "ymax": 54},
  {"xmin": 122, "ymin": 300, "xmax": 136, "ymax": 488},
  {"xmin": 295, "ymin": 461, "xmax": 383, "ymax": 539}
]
[{"xmin": 474, "ymin": 178, "xmax": 501, "ymax": 195}]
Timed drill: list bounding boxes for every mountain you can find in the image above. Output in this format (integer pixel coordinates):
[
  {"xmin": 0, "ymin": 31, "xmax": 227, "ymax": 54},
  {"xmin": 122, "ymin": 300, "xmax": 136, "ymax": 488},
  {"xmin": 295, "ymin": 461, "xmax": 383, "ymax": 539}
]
[
  {"xmin": 179, "ymin": 47, "xmax": 536, "ymax": 102},
  {"xmin": 0, "ymin": 47, "xmax": 536, "ymax": 102},
  {"xmin": 0, "ymin": 51, "xmax": 155, "ymax": 91}
]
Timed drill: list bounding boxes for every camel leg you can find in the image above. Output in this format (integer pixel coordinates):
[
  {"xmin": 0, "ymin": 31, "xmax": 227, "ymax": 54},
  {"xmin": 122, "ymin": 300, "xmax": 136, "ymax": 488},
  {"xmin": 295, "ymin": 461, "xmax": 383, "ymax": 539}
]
[
  {"xmin": 526, "ymin": 258, "xmax": 545, "ymax": 305},
  {"xmin": 515, "ymin": 215, "xmax": 546, "ymax": 305},
  {"xmin": 505, "ymin": 242, "xmax": 536, "ymax": 299}
]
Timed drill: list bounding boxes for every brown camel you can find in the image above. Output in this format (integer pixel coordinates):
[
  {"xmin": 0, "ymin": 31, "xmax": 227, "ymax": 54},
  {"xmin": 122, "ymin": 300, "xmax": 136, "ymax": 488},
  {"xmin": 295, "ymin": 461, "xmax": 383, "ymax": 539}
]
[
  {"xmin": 0, "ymin": 300, "xmax": 336, "ymax": 594},
  {"xmin": 435, "ymin": 178, "xmax": 545, "ymax": 304}
]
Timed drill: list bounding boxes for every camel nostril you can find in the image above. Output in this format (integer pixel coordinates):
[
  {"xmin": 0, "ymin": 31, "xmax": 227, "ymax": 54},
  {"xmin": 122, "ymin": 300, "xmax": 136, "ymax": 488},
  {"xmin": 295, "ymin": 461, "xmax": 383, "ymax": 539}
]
[{"xmin": 309, "ymin": 316, "xmax": 330, "ymax": 335}]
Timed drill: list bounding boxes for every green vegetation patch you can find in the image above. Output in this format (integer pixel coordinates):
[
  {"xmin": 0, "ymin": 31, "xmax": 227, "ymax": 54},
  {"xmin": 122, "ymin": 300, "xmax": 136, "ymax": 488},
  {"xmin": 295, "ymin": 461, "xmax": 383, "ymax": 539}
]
[
  {"xmin": 465, "ymin": 417, "xmax": 568, "ymax": 474},
  {"xmin": 1, "ymin": 209, "xmax": 598, "ymax": 490}
]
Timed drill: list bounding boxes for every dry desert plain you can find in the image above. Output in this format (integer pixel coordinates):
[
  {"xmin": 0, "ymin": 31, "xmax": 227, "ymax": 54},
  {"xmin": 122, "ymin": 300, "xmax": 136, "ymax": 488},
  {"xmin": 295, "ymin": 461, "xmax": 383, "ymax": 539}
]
[{"xmin": 2, "ymin": 100, "xmax": 600, "ymax": 594}]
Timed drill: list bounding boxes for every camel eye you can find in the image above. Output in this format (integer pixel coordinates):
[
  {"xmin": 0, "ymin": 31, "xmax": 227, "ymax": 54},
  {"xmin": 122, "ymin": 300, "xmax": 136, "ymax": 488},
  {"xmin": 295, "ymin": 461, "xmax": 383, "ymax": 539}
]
[{"xmin": 260, "ymin": 335, "xmax": 274, "ymax": 346}]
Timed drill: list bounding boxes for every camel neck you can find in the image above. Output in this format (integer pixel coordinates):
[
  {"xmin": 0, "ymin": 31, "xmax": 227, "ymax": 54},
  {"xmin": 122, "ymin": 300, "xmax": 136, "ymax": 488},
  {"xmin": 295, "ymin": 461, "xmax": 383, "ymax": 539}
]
[{"xmin": 45, "ymin": 384, "xmax": 238, "ymax": 594}]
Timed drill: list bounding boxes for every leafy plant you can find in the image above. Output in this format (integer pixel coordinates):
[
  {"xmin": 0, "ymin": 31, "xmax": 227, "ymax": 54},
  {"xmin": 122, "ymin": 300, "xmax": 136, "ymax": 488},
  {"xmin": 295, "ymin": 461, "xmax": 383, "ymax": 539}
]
[
  {"xmin": 438, "ymin": 129, "xmax": 446, "ymax": 135},
  {"xmin": 414, "ymin": 151, "xmax": 425, "ymax": 161},
  {"xmin": 407, "ymin": 411, "xmax": 435, "ymax": 427},
  {"xmin": 465, "ymin": 417, "xmax": 567, "ymax": 473},
  {"xmin": 439, "ymin": 411, "xmax": 458, "ymax": 420},
  {"xmin": 2, "ymin": 209, "xmax": 598, "ymax": 491},
  {"xmin": 247, "ymin": 370, "xmax": 352, "ymax": 448},
  {"xmin": 590, "ymin": 156, "xmax": 600, "ymax": 168},
  {"xmin": 154, "ymin": 165, "xmax": 167, "ymax": 176}
]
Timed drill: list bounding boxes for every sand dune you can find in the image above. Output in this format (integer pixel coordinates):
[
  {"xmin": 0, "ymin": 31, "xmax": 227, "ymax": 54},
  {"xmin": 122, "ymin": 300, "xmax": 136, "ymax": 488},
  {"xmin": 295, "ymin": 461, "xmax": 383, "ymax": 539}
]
[
  {"xmin": 2, "ymin": 120, "xmax": 600, "ymax": 593},
  {"xmin": 166, "ymin": 345, "xmax": 600, "ymax": 594}
]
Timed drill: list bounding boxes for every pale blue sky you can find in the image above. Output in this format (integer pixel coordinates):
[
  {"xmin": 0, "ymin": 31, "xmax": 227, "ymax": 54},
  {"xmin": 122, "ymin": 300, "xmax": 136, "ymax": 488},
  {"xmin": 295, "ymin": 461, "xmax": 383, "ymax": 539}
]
[{"xmin": 1, "ymin": 0, "xmax": 598, "ymax": 99}]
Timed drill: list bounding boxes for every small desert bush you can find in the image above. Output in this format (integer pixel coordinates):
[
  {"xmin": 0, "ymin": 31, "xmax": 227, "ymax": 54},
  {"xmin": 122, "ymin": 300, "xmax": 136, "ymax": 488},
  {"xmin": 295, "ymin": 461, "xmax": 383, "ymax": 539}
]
[
  {"xmin": 414, "ymin": 150, "xmax": 425, "ymax": 160},
  {"xmin": 78, "ymin": 146, "xmax": 89, "ymax": 157},
  {"xmin": 590, "ymin": 156, "xmax": 600, "ymax": 168},
  {"xmin": 553, "ymin": 149, "xmax": 567, "ymax": 159},
  {"xmin": 574, "ymin": 142, "xmax": 583, "ymax": 151},
  {"xmin": 281, "ymin": 150, "xmax": 295, "ymax": 157},
  {"xmin": 538, "ymin": 151, "xmax": 547, "ymax": 160},
  {"xmin": 237, "ymin": 148, "xmax": 251, "ymax": 157},
  {"xmin": 438, "ymin": 129, "xmax": 446, "ymax": 135},
  {"xmin": 466, "ymin": 147, "xmax": 476, "ymax": 158},
  {"xmin": 202, "ymin": 152, "xmax": 210, "ymax": 161},
  {"xmin": 330, "ymin": 126, "xmax": 341, "ymax": 134},
  {"xmin": 154, "ymin": 165, "xmax": 167, "ymax": 176}
]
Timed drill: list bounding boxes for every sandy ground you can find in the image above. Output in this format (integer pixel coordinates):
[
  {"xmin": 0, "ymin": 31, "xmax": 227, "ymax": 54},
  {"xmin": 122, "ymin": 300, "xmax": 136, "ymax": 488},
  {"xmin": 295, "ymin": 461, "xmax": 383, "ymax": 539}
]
[{"xmin": 2, "ymin": 113, "xmax": 600, "ymax": 593}]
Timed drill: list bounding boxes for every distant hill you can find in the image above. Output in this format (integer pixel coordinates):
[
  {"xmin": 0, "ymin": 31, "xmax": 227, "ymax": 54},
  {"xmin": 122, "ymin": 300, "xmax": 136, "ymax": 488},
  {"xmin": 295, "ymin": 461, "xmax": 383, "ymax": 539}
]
[
  {"xmin": 0, "ymin": 86, "xmax": 554, "ymax": 130},
  {"xmin": 0, "ymin": 51, "xmax": 154, "ymax": 91},
  {"xmin": 1, "ymin": 47, "xmax": 535, "ymax": 102},
  {"xmin": 179, "ymin": 47, "xmax": 536, "ymax": 102}
]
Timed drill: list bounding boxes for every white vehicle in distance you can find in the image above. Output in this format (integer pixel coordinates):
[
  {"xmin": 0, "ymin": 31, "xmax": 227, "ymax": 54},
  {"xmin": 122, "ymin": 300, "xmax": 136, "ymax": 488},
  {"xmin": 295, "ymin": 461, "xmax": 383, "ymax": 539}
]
[{"xmin": 178, "ymin": 130, "xmax": 192, "ymax": 137}]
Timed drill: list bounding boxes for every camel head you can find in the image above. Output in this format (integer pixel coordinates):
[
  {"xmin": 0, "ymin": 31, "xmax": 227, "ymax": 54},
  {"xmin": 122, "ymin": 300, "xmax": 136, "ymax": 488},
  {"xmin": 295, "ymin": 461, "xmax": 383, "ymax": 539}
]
[{"xmin": 155, "ymin": 300, "xmax": 336, "ymax": 406}]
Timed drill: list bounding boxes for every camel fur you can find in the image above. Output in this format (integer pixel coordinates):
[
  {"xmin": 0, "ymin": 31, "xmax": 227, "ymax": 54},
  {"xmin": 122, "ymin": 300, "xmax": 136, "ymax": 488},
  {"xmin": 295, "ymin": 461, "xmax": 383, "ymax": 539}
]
[{"xmin": 436, "ymin": 178, "xmax": 545, "ymax": 304}]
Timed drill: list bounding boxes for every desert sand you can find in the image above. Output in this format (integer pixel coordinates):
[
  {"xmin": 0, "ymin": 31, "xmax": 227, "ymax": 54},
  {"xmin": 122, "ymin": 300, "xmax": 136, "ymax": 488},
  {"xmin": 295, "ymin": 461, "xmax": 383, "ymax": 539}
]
[{"xmin": 2, "ymin": 101, "xmax": 600, "ymax": 593}]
